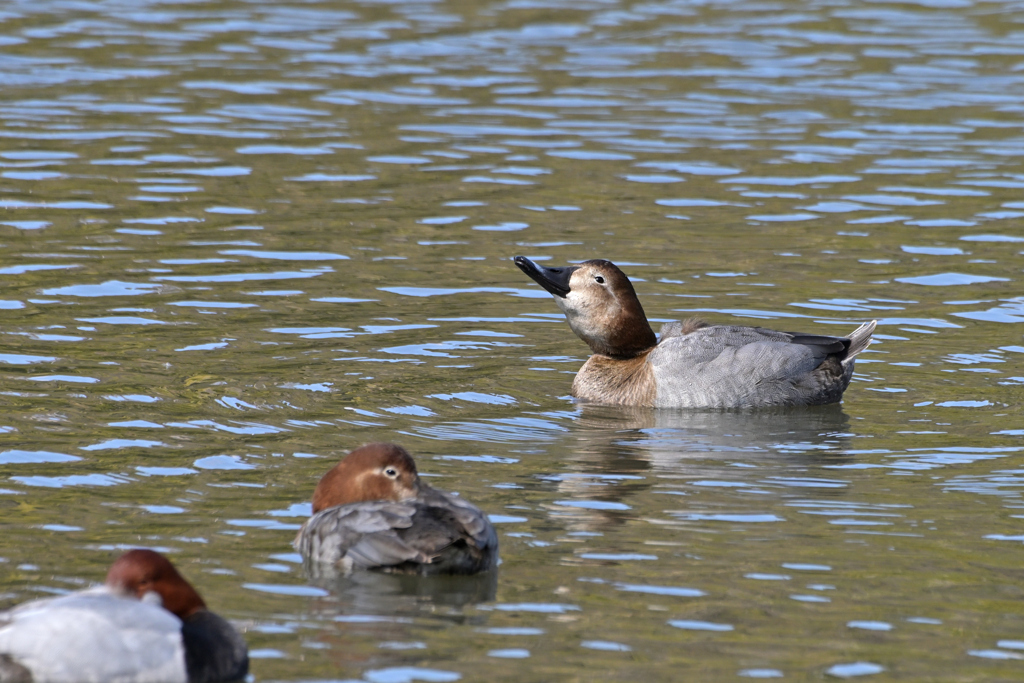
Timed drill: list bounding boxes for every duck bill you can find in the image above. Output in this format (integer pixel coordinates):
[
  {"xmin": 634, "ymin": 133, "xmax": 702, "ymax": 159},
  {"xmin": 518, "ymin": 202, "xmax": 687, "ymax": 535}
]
[{"xmin": 513, "ymin": 256, "xmax": 576, "ymax": 298}]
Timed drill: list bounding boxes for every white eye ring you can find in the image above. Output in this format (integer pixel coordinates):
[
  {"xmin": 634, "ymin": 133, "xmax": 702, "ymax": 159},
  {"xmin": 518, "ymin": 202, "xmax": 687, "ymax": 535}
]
[
  {"xmin": 595, "ymin": 275, "xmax": 605, "ymax": 284},
  {"xmin": 384, "ymin": 467, "xmax": 398, "ymax": 478}
]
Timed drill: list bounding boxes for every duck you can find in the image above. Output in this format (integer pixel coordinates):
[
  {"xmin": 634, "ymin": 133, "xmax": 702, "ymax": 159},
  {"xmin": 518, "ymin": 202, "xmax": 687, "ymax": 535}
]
[
  {"xmin": 513, "ymin": 255, "xmax": 876, "ymax": 409},
  {"xmin": 0, "ymin": 549, "xmax": 248, "ymax": 683},
  {"xmin": 294, "ymin": 443, "xmax": 498, "ymax": 576}
]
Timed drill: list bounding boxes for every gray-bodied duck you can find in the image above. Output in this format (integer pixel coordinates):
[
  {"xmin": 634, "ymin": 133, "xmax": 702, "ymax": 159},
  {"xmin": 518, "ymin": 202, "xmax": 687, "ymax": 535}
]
[
  {"xmin": 294, "ymin": 443, "xmax": 498, "ymax": 575},
  {"xmin": 514, "ymin": 256, "xmax": 876, "ymax": 409}
]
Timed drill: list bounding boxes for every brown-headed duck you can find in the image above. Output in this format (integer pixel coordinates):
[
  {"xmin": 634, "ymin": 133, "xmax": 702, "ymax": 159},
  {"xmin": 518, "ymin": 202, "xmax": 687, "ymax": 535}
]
[
  {"xmin": 0, "ymin": 549, "xmax": 248, "ymax": 683},
  {"xmin": 514, "ymin": 256, "xmax": 876, "ymax": 409},
  {"xmin": 294, "ymin": 443, "xmax": 498, "ymax": 575}
]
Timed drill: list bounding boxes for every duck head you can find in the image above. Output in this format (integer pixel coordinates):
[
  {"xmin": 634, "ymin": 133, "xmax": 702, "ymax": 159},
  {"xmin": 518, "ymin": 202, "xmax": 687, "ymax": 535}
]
[
  {"xmin": 312, "ymin": 442, "xmax": 421, "ymax": 513},
  {"xmin": 106, "ymin": 549, "xmax": 206, "ymax": 619},
  {"xmin": 514, "ymin": 256, "xmax": 657, "ymax": 358}
]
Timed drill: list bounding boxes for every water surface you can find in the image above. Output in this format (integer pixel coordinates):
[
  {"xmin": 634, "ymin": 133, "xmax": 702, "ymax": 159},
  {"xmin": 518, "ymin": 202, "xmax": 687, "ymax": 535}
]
[{"xmin": 2, "ymin": 0, "xmax": 1024, "ymax": 680}]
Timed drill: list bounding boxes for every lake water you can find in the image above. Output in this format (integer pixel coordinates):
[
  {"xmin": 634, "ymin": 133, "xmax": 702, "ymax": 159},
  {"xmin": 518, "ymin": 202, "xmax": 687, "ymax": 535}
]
[{"xmin": 2, "ymin": 0, "xmax": 1024, "ymax": 680}]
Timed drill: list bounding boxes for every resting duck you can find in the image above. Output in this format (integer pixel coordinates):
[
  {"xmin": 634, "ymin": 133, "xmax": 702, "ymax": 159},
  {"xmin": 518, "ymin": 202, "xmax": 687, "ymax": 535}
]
[
  {"xmin": 294, "ymin": 443, "xmax": 498, "ymax": 576},
  {"xmin": 514, "ymin": 256, "xmax": 876, "ymax": 409},
  {"xmin": 0, "ymin": 549, "xmax": 248, "ymax": 683}
]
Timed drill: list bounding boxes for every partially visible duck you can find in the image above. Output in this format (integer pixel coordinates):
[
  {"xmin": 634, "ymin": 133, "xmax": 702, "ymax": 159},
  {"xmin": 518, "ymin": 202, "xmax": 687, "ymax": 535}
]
[
  {"xmin": 514, "ymin": 256, "xmax": 876, "ymax": 409},
  {"xmin": 294, "ymin": 443, "xmax": 498, "ymax": 576},
  {"xmin": 0, "ymin": 549, "xmax": 248, "ymax": 683}
]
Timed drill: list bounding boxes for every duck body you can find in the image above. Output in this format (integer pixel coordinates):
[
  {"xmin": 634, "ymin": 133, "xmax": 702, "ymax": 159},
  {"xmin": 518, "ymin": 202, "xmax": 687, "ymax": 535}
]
[
  {"xmin": 0, "ymin": 587, "xmax": 187, "ymax": 683},
  {"xmin": 0, "ymin": 550, "xmax": 247, "ymax": 683},
  {"xmin": 296, "ymin": 486, "xmax": 498, "ymax": 576},
  {"xmin": 294, "ymin": 443, "xmax": 498, "ymax": 576},
  {"xmin": 514, "ymin": 256, "xmax": 876, "ymax": 410},
  {"xmin": 576, "ymin": 320, "xmax": 874, "ymax": 409}
]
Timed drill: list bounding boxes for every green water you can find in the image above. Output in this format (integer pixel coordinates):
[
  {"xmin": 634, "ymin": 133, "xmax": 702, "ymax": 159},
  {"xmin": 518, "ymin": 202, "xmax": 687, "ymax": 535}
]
[{"xmin": 1, "ymin": 0, "xmax": 1024, "ymax": 680}]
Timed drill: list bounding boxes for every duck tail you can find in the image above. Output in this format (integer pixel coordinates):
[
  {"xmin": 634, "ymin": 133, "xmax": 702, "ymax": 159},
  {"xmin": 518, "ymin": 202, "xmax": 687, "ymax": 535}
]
[{"xmin": 843, "ymin": 320, "xmax": 877, "ymax": 364}]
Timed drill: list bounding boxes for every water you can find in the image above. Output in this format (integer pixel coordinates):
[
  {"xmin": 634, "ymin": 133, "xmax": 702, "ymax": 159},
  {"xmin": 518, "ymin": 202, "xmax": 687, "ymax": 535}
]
[{"xmin": 2, "ymin": 0, "xmax": 1024, "ymax": 679}]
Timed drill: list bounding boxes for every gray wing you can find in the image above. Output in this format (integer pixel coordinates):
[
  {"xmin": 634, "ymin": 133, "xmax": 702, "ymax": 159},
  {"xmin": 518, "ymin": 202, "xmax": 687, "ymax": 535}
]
[
  {"xmin": 293, "ymin": 501, "xmax": 425, "ymax": 571},
  {"xmin": 294, "ymin": 491, "xmax": 498, "ymax": 574},
  {"xmin": 650, "ymin": 325, "xmax": 853, "ymax": 408},
  {"xmin": 418, "ymin": 487, "xmax": 499, "ymax": 555}
]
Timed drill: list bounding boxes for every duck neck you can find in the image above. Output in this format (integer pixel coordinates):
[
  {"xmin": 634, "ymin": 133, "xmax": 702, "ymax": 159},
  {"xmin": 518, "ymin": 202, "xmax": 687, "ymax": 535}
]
[
  {"xmin": 572, "ymin": 350, "xmax": 656, "ymax": 407},
  {"xmin": 585, "ymin": 329, "xmax": 656, "ymax": 358},
  {"xmin": 577, "ymin": 305, "xmax": 657, "ymax": 359}
]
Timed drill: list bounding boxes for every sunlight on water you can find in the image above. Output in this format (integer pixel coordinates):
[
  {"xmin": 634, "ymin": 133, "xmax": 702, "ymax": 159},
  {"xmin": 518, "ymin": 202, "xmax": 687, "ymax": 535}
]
[{"xmin": 2, "ymin": 0, "xmax": 1024, "ymax": 680}]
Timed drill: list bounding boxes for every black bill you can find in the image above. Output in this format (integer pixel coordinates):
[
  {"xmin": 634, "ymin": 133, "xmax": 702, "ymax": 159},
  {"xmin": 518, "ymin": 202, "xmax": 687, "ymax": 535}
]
[{"xmin": 513, "ymin": 256, "xmax": 576, "ymax": 298}]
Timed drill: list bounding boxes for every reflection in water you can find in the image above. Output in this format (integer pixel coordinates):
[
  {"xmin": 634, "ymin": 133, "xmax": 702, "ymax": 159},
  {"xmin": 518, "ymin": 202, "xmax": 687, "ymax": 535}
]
[
  {"xmin": 572, "ymin": 402, "xmax": 853, "ymax": 466},
  {"xmin": 544, "ymin": 403, "xmax": 854, "ymax": 532},
  {"xmin": 305, "ymin": 568, "xmax": 498, "ymax": 619}
]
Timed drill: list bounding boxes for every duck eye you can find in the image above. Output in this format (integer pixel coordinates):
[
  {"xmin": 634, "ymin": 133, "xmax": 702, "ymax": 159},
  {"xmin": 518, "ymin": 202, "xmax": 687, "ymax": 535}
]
[
  {"xmin": 384, "ymin": 467, "xmax": 398, "ymax": 478},
  {"xmin": 595, "ymin": 276, "xmax": 605, "ymax": 284}
]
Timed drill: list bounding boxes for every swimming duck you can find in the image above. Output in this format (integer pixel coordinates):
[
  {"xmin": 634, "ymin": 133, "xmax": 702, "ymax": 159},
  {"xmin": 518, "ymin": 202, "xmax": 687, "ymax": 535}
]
[
  {"xmin": 0, "ymin": 549, "xmax": 248, "ymax": 683},
  {"xmin": 514, "ymin": 256, "xmax": 876, "ymax": 409},
  {"xmin": 294, "ymin": 443, "xmax": 498, "ymax": 576}
]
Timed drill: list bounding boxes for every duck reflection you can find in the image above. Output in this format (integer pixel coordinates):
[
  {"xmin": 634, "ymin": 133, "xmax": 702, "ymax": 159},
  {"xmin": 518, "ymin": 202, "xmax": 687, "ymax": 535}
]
[
  {"xmin": 573, "ymin": 402, "xmax": 854, "ymax": 466},
  {"xmin": 303, "ymin": 564, "xmax": 497, "ymax": 618},
  {"xmin": 543, "ymin": 403, "xmax": 855, "ymax": 532},
  {"xmin": 290, "ymin": 563, "xmax": 496, "ymax": 671}
]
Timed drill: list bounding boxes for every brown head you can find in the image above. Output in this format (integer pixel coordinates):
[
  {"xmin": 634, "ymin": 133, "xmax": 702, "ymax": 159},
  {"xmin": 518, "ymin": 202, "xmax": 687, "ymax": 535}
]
[
  {"xmin": 513, "ymin": 256, "xmax": 657, "ymax": 358},
  {"xmin": 311, "ymin": 442, "xmax": 421, "ymax": 513},
  {"xmin": 105, "ymin": 549, "xmax": 206, "ymax": 619}
]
